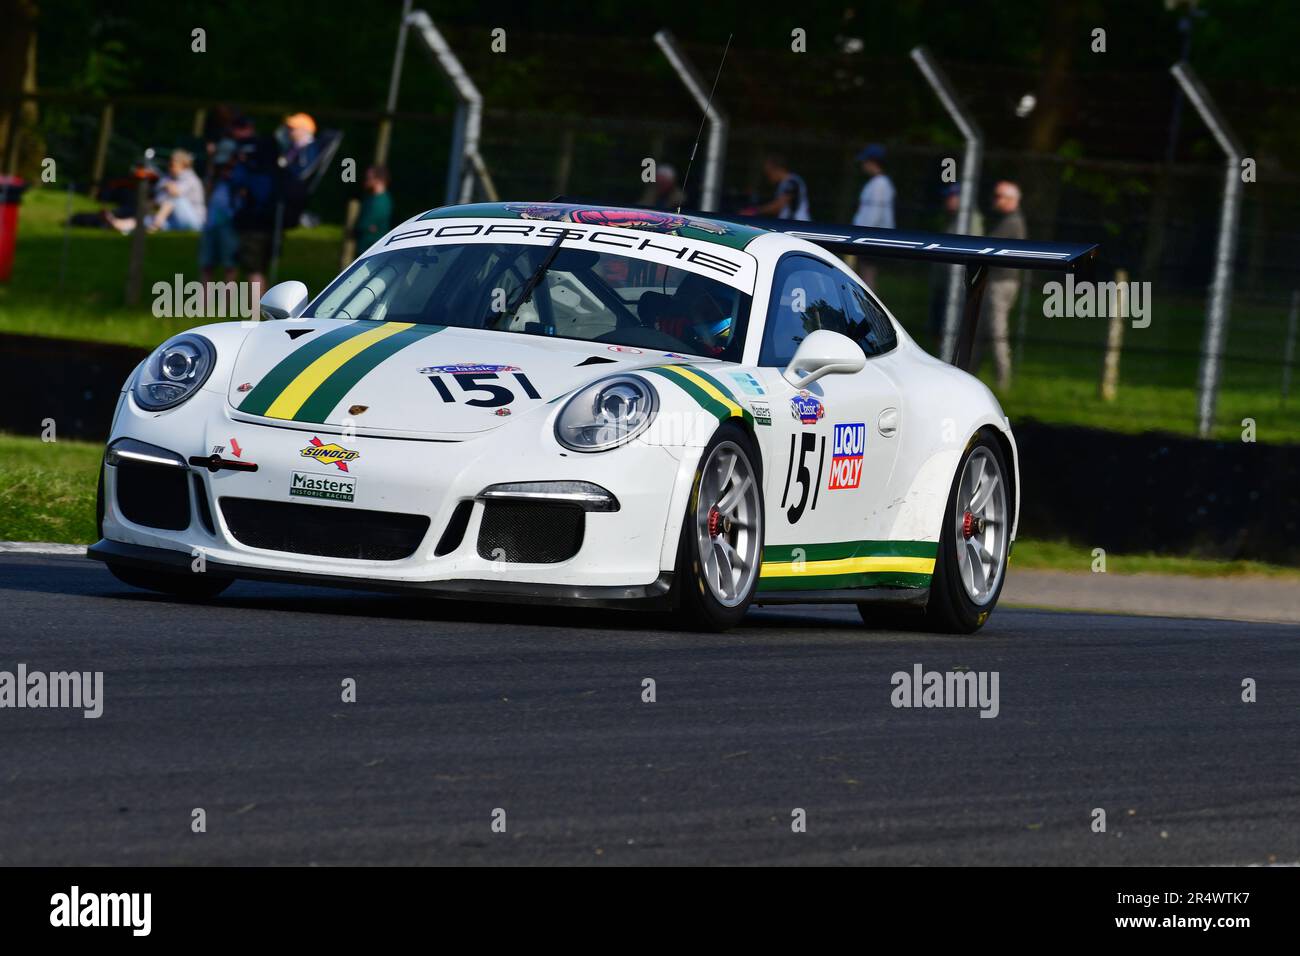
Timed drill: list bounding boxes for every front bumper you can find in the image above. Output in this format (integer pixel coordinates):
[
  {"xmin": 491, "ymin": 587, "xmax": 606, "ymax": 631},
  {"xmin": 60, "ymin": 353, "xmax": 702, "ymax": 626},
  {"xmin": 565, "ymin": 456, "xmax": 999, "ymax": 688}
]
[
  {"xmin": 88, "ymin": 539, "xmax": 676, "ymax": 610},
  {"xmin": 97, "ymin": 387, "xmax": 697, "ymax": 599}
]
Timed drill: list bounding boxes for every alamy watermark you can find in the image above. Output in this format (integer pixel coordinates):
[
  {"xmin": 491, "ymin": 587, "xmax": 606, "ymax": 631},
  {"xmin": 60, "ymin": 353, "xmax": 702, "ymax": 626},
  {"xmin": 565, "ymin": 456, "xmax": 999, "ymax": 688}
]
[
  {"xmin": 0, "ymin": 664, "xmax": 103, "ymax": 718},
  {"xmin": 152, "ymin": 274, "xmax": 261, "ymax": 321},
  {"xmin": 891, "ymin": 663, "xmax": 999, "ymax": 718},
  {"xmin": 1042, "ymin": 274, "xmax": 1150, "ymax": 329}
]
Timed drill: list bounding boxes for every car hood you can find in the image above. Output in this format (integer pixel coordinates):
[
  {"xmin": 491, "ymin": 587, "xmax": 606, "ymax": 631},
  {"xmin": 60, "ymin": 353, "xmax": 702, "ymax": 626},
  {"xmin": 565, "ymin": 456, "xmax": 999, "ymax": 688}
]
[{"xmin": 226, "ymin": 319, "xmax": 709, "ymax": 436}]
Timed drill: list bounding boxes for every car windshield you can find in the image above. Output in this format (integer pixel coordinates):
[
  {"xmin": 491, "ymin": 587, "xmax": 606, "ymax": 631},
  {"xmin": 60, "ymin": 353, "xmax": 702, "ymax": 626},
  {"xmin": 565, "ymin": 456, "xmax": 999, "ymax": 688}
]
[{"xmin": 302, "ymin": 242, "xmax": 752, "ymax": 360}]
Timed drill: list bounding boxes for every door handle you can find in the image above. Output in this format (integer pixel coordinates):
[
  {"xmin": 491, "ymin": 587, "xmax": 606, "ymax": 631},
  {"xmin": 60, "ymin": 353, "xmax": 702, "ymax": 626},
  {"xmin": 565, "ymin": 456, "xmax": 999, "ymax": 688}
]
[{"xmin": 878, "ymin": 407, "xmax": 899, "ymax": 437}]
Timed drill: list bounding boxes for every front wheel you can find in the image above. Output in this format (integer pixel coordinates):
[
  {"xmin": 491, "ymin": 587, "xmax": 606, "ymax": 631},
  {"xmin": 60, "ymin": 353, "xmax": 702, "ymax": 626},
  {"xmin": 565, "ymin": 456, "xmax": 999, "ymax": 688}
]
[{"xmin": 674, "ymin": 424, "xmax": 765, "ymax": 631}]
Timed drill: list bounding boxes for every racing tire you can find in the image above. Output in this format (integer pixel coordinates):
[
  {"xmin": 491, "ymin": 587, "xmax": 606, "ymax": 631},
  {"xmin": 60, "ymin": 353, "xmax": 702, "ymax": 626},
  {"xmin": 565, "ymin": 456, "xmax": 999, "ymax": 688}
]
[
  {"xmin": 858, "ymin": 428, "xmax": 1012, "ymax": 634},
  {"xmin": 674, "ymin": 423, "xmax": 765, "ymax": 632},
  {"xmin": 106, "ymin": 562, "xmax": 232, "ymax": 600}
]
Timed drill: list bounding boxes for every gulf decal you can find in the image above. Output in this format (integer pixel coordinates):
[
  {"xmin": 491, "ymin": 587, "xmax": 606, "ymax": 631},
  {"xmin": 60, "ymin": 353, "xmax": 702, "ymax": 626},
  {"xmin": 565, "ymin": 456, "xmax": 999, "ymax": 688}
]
[
  {"xmin": 238, "ymin": 321, "xmax": 444, "ymax": 422},
  {"xmin": 827, "ymin": 423, "xmax": 866, "ymax": 490},
  {"xmin": 758, "ymin": 540, "xmax": 937, "ymax": 591},
  {"xmin": 643, "ymin": 365, "xmax": 754, "ymax": 426}
]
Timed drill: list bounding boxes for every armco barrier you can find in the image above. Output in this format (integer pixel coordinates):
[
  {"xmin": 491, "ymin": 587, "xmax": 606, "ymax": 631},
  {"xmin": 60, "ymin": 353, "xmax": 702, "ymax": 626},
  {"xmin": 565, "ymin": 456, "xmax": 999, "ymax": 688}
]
[
  {"xmin": 1013, "ymin": 419, "xmax": 1300, "ymax": 567},
  {"xmin": 1, "ymin": 333, "xmax": 1296, "ymax": 566},
  {"xmin": 1, "ymin": 333, "xmax": 145, "ymax": 443}
]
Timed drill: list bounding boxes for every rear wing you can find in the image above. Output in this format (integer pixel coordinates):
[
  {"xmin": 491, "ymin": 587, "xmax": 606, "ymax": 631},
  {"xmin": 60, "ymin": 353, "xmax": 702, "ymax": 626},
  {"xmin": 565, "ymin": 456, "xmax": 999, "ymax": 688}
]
[
  {"xmin": 735, "ymin": 216, "xmax": 1097, "ymax": 271},
  {"xmin": 724, "ymin": 214, "xmax": 1099, "ymax": 372}
]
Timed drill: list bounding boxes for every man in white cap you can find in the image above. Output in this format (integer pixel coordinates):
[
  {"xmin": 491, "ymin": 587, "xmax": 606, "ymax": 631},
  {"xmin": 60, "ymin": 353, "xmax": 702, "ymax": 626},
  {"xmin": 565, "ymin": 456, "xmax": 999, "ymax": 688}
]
[{"xmin": 850, "ymin": 143, "xmax": 895, "ymax": 285}]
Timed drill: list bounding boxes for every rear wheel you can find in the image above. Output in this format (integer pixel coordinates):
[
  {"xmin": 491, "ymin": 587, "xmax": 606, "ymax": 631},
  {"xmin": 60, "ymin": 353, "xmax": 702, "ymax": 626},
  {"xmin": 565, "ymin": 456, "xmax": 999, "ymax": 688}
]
[
  {"xmin": 106, "ymin": 562, "xmax": 232, "ymax": 600},
  {"xmin": 675, "ymin": 425, "xmax": 764, "ymax": 631},
  {"xmin": 859, "ymin": 429, "xmax": 1011, "ymax": 633}
]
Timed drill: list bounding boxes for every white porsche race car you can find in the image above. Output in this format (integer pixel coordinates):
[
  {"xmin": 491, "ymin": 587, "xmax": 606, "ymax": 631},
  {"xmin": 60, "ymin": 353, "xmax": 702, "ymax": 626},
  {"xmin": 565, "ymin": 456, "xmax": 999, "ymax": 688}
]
[{"xmin": 89, "ymin": 201, "xmax": 1095, "ymax": 631}]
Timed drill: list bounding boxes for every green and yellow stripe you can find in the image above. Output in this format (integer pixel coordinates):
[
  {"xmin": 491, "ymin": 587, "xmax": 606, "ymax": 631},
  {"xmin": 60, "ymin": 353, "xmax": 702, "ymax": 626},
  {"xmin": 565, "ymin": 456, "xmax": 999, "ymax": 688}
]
[
  {"xmin": 644, "ymin": 364, "xmax": 753, "ymax": 426},
  {"xmin": 238, "ymin": 320, "xmax": 443, "ymax": 423},
  {"xmin": 759, "ymin": 540, "xmax": 937, "ymax": 591}
]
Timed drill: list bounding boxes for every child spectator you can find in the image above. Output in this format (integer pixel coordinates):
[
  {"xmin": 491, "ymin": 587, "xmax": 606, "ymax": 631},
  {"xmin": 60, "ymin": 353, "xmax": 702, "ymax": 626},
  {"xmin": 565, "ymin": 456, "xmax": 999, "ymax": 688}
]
[{"xmin": 355, "ymin": 165, "xmax": 392, "ymax": 252}]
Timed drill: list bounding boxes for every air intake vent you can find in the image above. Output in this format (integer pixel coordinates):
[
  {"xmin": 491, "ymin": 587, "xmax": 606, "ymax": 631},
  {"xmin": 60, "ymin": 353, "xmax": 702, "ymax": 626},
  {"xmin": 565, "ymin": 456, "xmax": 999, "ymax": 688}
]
[
  {"xmin": 477, "ymin": 501, "xmax": 584, "ymax": 563},
  {"xmin": 115, "ymin": 461, "xmax": 190, "ymax": 531},
  {"xmin": 435, "ymin": 500, "xmax": 474, "ymax": 556},
  {"xmin": 220, "ymin": 498, "xmax": 429, "ymax": 561}
]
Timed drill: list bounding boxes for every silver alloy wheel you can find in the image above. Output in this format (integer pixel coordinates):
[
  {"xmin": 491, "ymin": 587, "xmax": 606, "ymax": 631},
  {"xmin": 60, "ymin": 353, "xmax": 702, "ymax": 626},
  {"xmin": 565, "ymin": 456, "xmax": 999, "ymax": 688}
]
[
  {"xmin": 953, "ymin": 446, "xmax": 1009, "ymax": 605},
  {"xmin": 694, "ymin": 441, "xmax": 763, "ymax": 607}
]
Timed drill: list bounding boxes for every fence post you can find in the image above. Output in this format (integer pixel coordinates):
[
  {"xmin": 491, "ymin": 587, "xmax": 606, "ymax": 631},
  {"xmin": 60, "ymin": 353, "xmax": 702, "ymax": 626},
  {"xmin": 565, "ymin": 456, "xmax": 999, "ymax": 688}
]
[
  {"xmin": 553, "ymin": 126, "xmax": 575, "ymax": 197},
  {"xmin": 1282, "ymin": 289, "xmax": 1298, "ymax": 405},
  {"xmin": 90, "ymin": 102, "xmax": 114, "ymax": 196},
  {"xmin": 1100, "ymin": 269, "xmax": 1129, "ymax": 402},
  {"xmin": 407, "ymin": 10, "xmax": 488, "ymax": 205},
  {"xmin": 911, "ymin": 46, "xmax": 984, "ymax": 365},
  {"xmin": 376, "ymin": 0, "xmax": 413, "ymax": 169},
  {"xmin": 1170, "ymin": 61, "xmax": 1245, "ymax": 438},
  {"xmin": 124, "ymin": 162, "xmax": 151, "ymax": 306},
  {"xmin": 653, "ymin": 30, "xmax": 728, "ymax": 211}
]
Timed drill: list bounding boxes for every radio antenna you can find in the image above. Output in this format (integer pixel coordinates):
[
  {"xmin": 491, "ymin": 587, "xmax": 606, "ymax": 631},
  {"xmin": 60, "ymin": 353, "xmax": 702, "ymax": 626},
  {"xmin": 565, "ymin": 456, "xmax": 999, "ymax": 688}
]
[{"xmin": 675, "ymin": 32, "xmax": 732, "ymax": 214}]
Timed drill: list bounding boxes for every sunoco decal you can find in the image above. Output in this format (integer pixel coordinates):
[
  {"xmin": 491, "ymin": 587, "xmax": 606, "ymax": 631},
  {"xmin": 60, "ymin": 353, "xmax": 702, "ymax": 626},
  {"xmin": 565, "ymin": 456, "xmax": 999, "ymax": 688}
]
[{"xmin": 300, "ymin": 436, "xmax": 359, "ymax": 472}]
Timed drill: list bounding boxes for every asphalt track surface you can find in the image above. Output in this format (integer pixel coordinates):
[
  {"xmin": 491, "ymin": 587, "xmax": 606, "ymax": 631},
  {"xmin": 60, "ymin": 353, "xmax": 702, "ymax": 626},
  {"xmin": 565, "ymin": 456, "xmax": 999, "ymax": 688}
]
[{"xmin": 1, "ymin": 553, "xmax": 1297, "ymax": 866}]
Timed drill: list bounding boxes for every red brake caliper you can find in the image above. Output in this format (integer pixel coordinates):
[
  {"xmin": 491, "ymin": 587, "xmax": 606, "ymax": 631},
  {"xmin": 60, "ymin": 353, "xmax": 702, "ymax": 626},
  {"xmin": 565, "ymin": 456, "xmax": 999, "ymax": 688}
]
[
  {"xmin": 707, "ymin": 506, "xmax": 722, "ymax": 538},
  {"xmin": 962, "ymin": 511, "xmax": 976, "ymax": 539}
]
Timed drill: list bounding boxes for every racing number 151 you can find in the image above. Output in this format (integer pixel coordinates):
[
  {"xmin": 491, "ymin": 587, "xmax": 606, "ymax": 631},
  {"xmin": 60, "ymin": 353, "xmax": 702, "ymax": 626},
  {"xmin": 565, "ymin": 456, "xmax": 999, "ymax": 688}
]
[
  {"xmin": 427, "ymin": 371, "xmax": 542, "ymax": 408},
  {"xmin": 781, "ymin": 433, "xmax": 826, "ymax": 524}
]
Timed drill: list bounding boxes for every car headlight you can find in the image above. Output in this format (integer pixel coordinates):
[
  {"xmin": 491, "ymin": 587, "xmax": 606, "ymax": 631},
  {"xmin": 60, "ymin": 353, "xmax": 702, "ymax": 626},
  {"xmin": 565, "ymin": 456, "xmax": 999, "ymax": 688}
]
[
  {"xmin": 555, "ymin": 374, "xmax": 658, "ymax": 452},
  {"xmin": 132, "ymin": 334, "xmax": 216, "ymax": 411}
]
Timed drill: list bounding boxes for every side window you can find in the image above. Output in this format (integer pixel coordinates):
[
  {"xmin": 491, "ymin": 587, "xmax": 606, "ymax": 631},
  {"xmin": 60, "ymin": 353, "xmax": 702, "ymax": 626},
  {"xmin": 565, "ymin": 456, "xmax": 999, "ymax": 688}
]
[
  {"xmin": 840, "ymin": 280, "xmax": 898, "ymax": 357},
  {"xmin": 758, "ymin": 256, "xmax": 849, "ymax": 367}
]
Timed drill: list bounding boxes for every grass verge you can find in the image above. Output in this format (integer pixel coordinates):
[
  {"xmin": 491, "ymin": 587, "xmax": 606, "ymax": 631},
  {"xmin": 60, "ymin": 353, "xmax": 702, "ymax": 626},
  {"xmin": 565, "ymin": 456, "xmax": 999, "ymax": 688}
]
[
  {"xmin": 1011, "ymin": 538, "xmax": 1300, "ymax": 579},
  {"xmin": 0, "ymin": 433, "xmax": 100, "ymax": 544}
]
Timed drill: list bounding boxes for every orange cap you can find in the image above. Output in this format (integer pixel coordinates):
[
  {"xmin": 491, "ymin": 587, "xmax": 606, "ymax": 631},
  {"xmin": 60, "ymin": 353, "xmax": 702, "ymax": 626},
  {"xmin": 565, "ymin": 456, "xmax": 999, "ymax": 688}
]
[{"xmin": 284, "ymin": 112, "xmax": 316, "ymax": 135}]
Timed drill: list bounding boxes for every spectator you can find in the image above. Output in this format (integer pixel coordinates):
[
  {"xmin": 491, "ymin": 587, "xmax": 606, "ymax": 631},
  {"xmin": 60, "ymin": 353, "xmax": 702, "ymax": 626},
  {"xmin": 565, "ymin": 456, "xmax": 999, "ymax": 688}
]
[
  {"xmin": 927, "ymin": 184, "xmax": 983, "ymax": 346},
  {"xmin": 354, "ymin": 165, "xmax": 392, "ymax": 253},
  {"xmin": 104, "ymin": 149, "xmax": 205, "ymax": 234},
  {"xmin": 279, "ymin": 113, "xmax": 321, "ymax": 175},
  {"xmin": 150, "ymin": 150, "xmax": 206, "ymax": 232},
  {"xmin": 852, "ymin": 144, "xmax": 894, "ymax": 228},
  {"xmin": 202, "ymin": 104, "xmax": 238, "ymax": 192},
  {"xmin": 228, "ymin": 114, "xmax": 280, "ymax": 296},
  {"xmin": 747, "ymin": 155, "xmax": 810, "ymax": 220},
  {"xmin": 971, "ymin": 180, "xmax": 1026, "ymax": 391},
  {"xmin": 851, "ymin": 143, "xmax": 894, "ymax": 286},
  {"xmin": 277, "ymin": 112, "xmax": 323, "ymax": 230},
  {"xmin": 637, "ymin": 162, "xmax": 685, "ymax": 211},
  {"xmin": 200, "ymin": 140, "xmax": 239, "ymax": 284}
]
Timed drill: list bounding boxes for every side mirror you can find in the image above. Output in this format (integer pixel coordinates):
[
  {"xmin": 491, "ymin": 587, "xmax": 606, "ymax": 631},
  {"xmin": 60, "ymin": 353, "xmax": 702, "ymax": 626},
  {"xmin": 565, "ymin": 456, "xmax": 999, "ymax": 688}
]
[
  {"xmin": 782, "ymin": 329, "xmax": 866, "ymax": 388},
  {"xmin": 260, "ymin": 281, "xmax": 309, "ymax": 321}
]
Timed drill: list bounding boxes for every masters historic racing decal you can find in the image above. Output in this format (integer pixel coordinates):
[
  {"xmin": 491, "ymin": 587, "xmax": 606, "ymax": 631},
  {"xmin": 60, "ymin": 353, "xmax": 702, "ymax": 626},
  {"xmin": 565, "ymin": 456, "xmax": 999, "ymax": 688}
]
[
  {"xmin": 290, "ymin": 470, "xmax": 356, "ymax": 502},
  {"xmin": 300, "ymin": 436, "xmax": 359, "ymax": 471},
  {"xmin": 238, "ymin": 320, "xmax": 444, "ymax": 423},
  {"xmin": 643, "ymin": 364, "xmax": 754, "ymax": 426}
]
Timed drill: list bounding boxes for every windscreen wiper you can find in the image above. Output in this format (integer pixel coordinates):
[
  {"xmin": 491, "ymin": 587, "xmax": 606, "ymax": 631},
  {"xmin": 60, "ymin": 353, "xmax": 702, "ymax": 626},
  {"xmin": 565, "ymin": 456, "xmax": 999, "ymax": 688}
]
[{"xmin": 495, "ymin": 234, "xmax": 566, "ymax": 328}]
